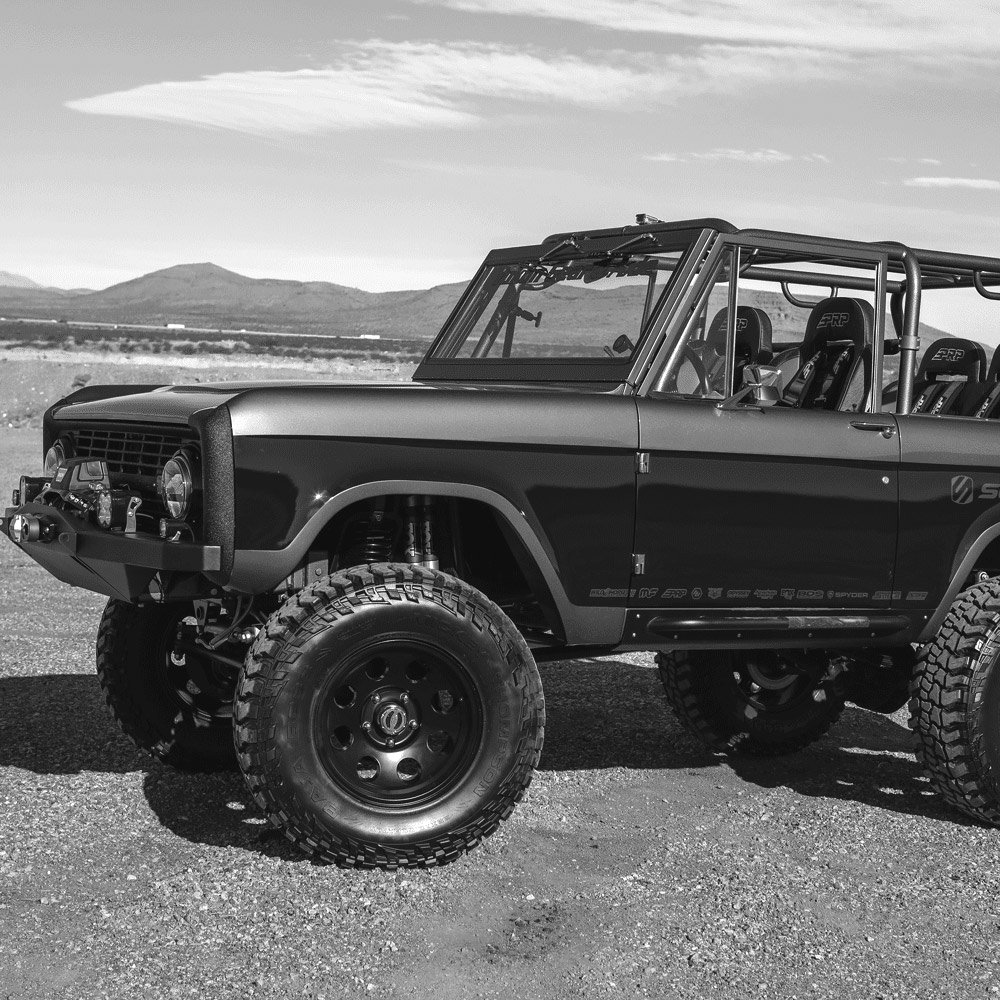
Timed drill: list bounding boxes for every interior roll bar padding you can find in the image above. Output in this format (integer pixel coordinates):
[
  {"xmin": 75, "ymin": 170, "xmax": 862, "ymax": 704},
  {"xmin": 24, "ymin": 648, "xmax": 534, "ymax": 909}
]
[
  {"xmin": 974, "ymin": 271, "xmax": 1000, "ymax": 301},
  {"xmin": 780, "ymin": 282, "xmax": 838, "ymax": 308}
]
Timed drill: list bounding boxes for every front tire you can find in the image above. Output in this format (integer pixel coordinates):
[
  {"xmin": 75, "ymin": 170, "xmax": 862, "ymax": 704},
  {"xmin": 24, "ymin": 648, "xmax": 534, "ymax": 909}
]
[
  {"xmin": 657, "ymin": 648, "xmax": 845, "ymax": 755},
  {"xmin": 910, "ymin": 580, "xmax": 1000, "ymax": 824},
  {"xmin": 96, "ymin": 599, "xmax": 238, "ymax": 771},
  {"xmin": 234, "ymin": 565, "xmax": 545, "ymax": 868}
]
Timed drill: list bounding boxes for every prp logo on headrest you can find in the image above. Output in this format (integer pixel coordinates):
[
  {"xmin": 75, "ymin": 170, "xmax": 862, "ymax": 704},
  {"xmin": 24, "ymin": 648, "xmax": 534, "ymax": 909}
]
[
  {"xmin": 816, "ymin": 312, "xmax": 850, "ymax": 330},
  {"xmin": 931, "ymin": 347, "xmax": 966, "ymax": 363},
  {"xmin": 735, "ymin": 317, "xmax": 749, "ymax": 332}
]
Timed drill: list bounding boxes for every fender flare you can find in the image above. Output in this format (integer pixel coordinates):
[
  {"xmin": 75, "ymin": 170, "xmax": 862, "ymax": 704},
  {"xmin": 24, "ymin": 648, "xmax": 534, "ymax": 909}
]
[
  {"xmin": 919, "ymin": 521, "xmax": 1000, "ymax": 642},
  {"xmin": 226, "ymin": 479, "xmax": 625, "ymax": 647}
]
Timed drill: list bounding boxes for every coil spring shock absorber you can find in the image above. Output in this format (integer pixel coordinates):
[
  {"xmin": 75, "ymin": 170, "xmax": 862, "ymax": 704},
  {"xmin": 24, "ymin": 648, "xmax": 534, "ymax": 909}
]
[
  {"xmin": 403, "ymin": 495, "xmax": 439, "ymax": 570},
  {"xmin": 342, "ymin": 500, "xmax": 393, "ymax": 565}
]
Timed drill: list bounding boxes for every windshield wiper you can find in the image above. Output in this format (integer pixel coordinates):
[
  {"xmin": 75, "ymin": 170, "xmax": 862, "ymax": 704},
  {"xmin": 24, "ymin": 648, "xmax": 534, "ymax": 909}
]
[
  {"xmin": 599, "ymin": 232, "xmax": 657, "ymax": 258},
  {"xmin": 538, "ymin": 235, "xmax": 581, "ymax": 262}
]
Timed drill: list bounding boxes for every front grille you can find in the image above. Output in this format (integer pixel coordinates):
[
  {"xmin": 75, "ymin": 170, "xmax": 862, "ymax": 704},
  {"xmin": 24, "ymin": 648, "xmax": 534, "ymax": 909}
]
[{"xmin": 72, "ymin": 427, "xmax": 191, "ymax": 480}]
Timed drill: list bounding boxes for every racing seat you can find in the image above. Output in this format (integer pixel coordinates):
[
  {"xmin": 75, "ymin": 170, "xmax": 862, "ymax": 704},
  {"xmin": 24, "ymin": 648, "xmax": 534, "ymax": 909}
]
[
  {"xmin": 909, "ymin": 338, "xmax": 987, "ymax": 415},
  {"xmin": 700, "ymin": 306, "xmax": 773, "ymax": 394},
  {"xmin": 966, "ymin": 344, "xmax": 1000, "ymax": 418},
  {"xmin": 781, "ymin": 298, "xmax": 872, "ymax": 410}
]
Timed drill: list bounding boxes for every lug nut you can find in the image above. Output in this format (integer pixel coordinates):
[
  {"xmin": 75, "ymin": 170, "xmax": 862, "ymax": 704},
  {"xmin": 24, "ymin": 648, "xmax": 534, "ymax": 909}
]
[
  {"xmin": 362, "ymin": 721, "xmax": 372, "ymax": 732},
  {"xmin": 409, "ymin": 720, "xmax": 418, "ymax": 730},
  {"xmin": 400, "ymin": 693, "xmax": 409, "ymax": 703},
  {"xmin": 386, "ymin": 738, "xmax": 395, "ymax": 749}
]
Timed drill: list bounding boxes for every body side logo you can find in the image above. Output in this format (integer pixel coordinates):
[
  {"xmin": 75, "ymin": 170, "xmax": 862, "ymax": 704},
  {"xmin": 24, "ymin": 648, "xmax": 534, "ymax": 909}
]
[{"xmin": 952, "ymin": 475, "xmax": 974, "ymax": 504}]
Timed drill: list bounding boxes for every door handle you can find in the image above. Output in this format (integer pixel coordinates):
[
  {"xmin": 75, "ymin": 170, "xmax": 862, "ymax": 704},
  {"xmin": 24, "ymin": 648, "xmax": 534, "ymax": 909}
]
[{"xmin": 850, "ymin": 420, "xmax": 896, "ymax": 439}]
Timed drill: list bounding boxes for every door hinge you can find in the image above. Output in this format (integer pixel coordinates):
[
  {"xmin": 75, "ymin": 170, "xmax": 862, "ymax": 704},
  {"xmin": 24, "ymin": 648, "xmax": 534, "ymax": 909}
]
[
  {"xmin": 633, "ymin": 553, "xmax": 646, "ymax": 575},
  {"xmin": 636, "ymin": 452, "xmax": 650, "ymax": 474}
]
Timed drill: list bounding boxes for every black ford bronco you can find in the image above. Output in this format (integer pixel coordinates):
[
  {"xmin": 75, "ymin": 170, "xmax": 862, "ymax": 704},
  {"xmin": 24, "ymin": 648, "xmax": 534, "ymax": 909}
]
[{"xmin": 6, "ymin": 215, "xmax": 1000, "ymax": 868}]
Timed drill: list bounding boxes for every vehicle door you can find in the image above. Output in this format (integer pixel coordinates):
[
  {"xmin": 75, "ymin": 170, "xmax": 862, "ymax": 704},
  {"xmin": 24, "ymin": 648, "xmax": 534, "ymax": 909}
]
[{"xmin": 632, "ymin": 237, "xmax": 900, "ymax": 612}]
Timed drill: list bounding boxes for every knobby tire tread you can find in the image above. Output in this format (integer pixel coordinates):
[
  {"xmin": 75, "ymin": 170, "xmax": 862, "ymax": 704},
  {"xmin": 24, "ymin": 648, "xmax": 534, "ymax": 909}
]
[
  {"xmin": 657, "ymin": 649, "xmax": 844, "ymax": 756},
  {"xmin": 234, "ymin": 564, "xmax": 544, "ymax": 869},
  {"xmin": 910, "ymin": 580, "xmax": 1000, "ymax": 824}
]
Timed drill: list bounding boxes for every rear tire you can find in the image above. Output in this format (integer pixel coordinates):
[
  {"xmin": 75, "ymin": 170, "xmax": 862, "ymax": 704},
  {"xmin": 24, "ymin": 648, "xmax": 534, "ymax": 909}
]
[
  {"xmin": 910, "ymin": 580, "xmax": 1000, "ymax": 824},
  {"xmin": 96, "ymin": 599, "xmax": 238, "ymax": 771},
  {"xmin": 657, "ymin": 648, "xmax": 844, "ymax": 755},
  {"xmin": 234, "ymin": 564, "xmax": 545, "ymax": 868}
]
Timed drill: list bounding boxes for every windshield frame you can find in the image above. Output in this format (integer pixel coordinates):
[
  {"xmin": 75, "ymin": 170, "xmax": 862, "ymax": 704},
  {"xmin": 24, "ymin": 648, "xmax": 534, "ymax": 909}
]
[{"xmin": 414, "ymin": 227, "xmax": 708, "ymax": 383}]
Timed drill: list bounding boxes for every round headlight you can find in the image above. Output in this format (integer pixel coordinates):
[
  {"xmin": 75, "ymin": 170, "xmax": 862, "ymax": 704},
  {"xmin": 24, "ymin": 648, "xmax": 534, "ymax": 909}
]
[
  {"xmin": 159, "ymin": 452, "xmax": 195, "ymax": 519},
  {"xmin": 44, "ymin": 437, "xmax": 72, "ymax": 476}
]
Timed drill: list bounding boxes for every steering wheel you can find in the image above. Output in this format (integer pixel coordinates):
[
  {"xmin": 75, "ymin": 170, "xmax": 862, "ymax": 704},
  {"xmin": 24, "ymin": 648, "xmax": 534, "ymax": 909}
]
[{"xmin": 659, "ymin": 345, "xmax": 711, "ymax": 396}]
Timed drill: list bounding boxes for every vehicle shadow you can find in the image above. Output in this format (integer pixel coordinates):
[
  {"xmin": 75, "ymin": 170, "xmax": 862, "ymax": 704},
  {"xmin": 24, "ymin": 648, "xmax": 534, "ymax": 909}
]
[
  {"xmin": 0, "ymin": 662, "xmax": 979, "ymax": 864},
  {"xmin": 536, "ymin": 657, "xmax": 972, "ymax": 826},
  {"xmin": 0, "ymin": 672, "xmax": 308, "ymax": 863}
]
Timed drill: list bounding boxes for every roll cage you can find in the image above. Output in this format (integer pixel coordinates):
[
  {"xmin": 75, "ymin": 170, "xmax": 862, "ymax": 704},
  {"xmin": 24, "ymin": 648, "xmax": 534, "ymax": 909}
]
[{"xmin": 415, "ymin": 216, "xmax": 1000, "ymax": 415}]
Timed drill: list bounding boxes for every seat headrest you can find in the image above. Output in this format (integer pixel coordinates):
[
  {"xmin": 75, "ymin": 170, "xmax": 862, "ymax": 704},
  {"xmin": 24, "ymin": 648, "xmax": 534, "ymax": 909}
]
[
  {"xmin": 704, "ymin": 306, "xmax": 773, "ymax": 360},
  {"xmin": 917, "ymin": 338, "xmax": 987, "ymax": 380},
  {"xmin": 802, "ymin": 297, "xmax": 872, "ymax": 357},
  {"xmin": 987, "ymin": 344, "xmax": 1000, "ymax": 382}
]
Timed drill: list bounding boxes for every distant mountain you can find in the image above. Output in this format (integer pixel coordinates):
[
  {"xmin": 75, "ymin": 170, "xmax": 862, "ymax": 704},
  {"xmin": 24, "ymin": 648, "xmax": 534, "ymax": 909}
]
[
  {"xmin": 0, "ymin": 270, "xmax": 43, "ymax": 289},
  {"xmin": 0, "ymin": 262, "xmax": 955, "ymax": 346},
  {"xmin": 0, "ymin": 262, "xmax": 471, "ymax": 339}
]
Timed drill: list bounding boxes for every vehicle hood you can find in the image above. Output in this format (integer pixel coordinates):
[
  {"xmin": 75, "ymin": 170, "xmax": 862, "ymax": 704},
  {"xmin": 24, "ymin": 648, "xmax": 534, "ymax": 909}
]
[{"xmin": 47, "ymin": 379, "xmax": 634, "ymax": 448}]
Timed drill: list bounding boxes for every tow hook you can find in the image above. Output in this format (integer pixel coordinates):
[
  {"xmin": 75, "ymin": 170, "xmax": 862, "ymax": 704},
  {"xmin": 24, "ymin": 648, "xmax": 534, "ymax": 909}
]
[{"xmin": 9, "ymin": 512, "xmax": 52, "ymax": 544}]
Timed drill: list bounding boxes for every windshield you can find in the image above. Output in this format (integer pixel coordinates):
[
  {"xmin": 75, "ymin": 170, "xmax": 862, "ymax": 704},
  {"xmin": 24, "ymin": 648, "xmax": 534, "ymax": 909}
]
[{"xmin": 428, "ymin": 250, "xmax": 686, "ymax": 362}]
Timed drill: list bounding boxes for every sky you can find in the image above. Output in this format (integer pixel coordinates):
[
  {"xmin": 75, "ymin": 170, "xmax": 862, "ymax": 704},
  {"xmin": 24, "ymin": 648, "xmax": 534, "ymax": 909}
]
[{"xmin": 4, "ymin": 0, "xmax": 1000, "ymax": 293}]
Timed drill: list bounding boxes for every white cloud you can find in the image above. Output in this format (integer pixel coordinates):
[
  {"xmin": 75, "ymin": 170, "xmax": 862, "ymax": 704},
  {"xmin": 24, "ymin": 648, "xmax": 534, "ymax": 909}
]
[
  {"xmin": 65, "ymin": 39, "xmax": 852, "ymax": 136},
  {"xmin": 904, "ymin": 176, "xmax": 1000, "ymax": 190},
  {"xmin": 67, "ymin": 65, "xmax": 477, "ymax": 134},
  {"xmin": 695, "ymin": 148, "xmax": 793, "ymax": 163},
  {"xmin": 406, "ymin": 0, "xmax": 1000, "ymax": 54},
  {"xmin": 647, "ymin": 148, "xmax": 827, "ymax": 164},
  {"xmin": 882, "ymin": 156, "xmax": 945, "ymax": 167}
]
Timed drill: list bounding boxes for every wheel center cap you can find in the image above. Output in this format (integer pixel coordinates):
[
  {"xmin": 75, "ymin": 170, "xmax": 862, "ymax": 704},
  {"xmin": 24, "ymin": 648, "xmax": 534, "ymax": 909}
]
[{"xmin": 376, "ymin": 702, "xmax": 409, "ymax": 736}]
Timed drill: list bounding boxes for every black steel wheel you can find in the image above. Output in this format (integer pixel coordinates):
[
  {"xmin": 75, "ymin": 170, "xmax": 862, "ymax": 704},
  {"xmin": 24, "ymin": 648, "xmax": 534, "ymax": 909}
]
[
  {"xmin": 313, "ymin": 638, "xmax": 483, "ymax": 807},
  {"xmin": 96, "ymin": 599, "xmax": 238, "ymax": 771},
  {"xmin": 235, "ymin": 564, "xmax": 545, "ymax": 869},
  {"xmin": 910, "ymin": 580, "xmax": 1000, "ymax": 824},
  {"xmin": 657, "ymin": 648, "xmax": 845, "ymax": 756}
]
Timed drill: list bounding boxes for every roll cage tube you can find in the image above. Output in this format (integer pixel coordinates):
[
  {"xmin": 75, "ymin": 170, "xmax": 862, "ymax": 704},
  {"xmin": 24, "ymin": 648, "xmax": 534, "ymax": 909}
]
[
  {"xmin": 876, "ymin": 242, "xmax": 922, "ymax": 415},
  {"xmin": 727, "ymin": 230, "xmax": 924, "ymax": 415},
  {"xmin": 665, "ymin": 232, "xmax": 891, "ymax": 407}
]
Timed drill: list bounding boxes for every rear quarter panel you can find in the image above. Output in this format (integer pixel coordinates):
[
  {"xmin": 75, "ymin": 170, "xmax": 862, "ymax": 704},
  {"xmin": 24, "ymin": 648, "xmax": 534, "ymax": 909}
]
[{"xmin": 896, "ymin": 413, "xmax": 1000, "ymax": 624}]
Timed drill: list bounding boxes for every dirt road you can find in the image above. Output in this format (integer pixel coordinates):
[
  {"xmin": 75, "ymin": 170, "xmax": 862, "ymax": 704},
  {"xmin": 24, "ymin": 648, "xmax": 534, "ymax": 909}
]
[{"xmin": 1, "ymin": 425, "xmax": 999, "ymax": 999}]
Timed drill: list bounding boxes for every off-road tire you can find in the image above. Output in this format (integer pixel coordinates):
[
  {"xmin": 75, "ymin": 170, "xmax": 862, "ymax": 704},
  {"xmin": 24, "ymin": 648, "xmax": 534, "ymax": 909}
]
[
  {"xmin": 657, "ymin": 648, "xmax": 845, "ymax": 756},
  {"xmin": 96, "ymin": 599, "xmax": 238, "ymax": 771},
  {"xmin": 910, "ymin": 580, "xmax": 1000, "ymax": 824},
  {"xmin": 234, "ymin": 564, "xmax": 545, "ymax": 869}
]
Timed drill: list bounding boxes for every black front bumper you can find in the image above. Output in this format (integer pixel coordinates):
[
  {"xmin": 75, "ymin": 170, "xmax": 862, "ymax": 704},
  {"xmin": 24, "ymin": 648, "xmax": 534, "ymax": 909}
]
[{"xmin": 1, "ymin": 502, "xmax": 221, "ymax": 602}]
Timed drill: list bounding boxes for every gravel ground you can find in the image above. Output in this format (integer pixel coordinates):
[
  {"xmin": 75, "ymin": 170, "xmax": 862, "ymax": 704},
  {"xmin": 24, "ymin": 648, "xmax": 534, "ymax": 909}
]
[{"xmin": 2, "ymin": 416, "xmax": 1000, "ymax": 999}]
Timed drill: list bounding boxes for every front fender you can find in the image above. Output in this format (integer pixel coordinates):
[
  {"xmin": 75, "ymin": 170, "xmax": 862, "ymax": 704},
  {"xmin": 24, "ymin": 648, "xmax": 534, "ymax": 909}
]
[{"xmin": 227, "ymin": 478, "xmax": 624, "ymax": 646}]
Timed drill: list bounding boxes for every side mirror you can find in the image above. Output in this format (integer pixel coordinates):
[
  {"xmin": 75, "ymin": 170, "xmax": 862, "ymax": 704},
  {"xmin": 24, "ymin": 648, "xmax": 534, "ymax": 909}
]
[
  {"xmin": 718, "ymin": 364, "xmax": 782, "ymax": 409},
  {"xmin": 743, "ymin": 364, "xmax": 782, "ymax": 390}
]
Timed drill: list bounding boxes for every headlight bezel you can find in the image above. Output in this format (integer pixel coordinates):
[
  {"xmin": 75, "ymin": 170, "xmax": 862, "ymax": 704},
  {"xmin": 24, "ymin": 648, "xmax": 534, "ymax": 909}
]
[
  {"xmin": 158, "ymin": 449, "xmax": 198, "ymax": 520},
  {"xmin": 43, "ymin": 437, "xmax": 73, "ymax": 477}
]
